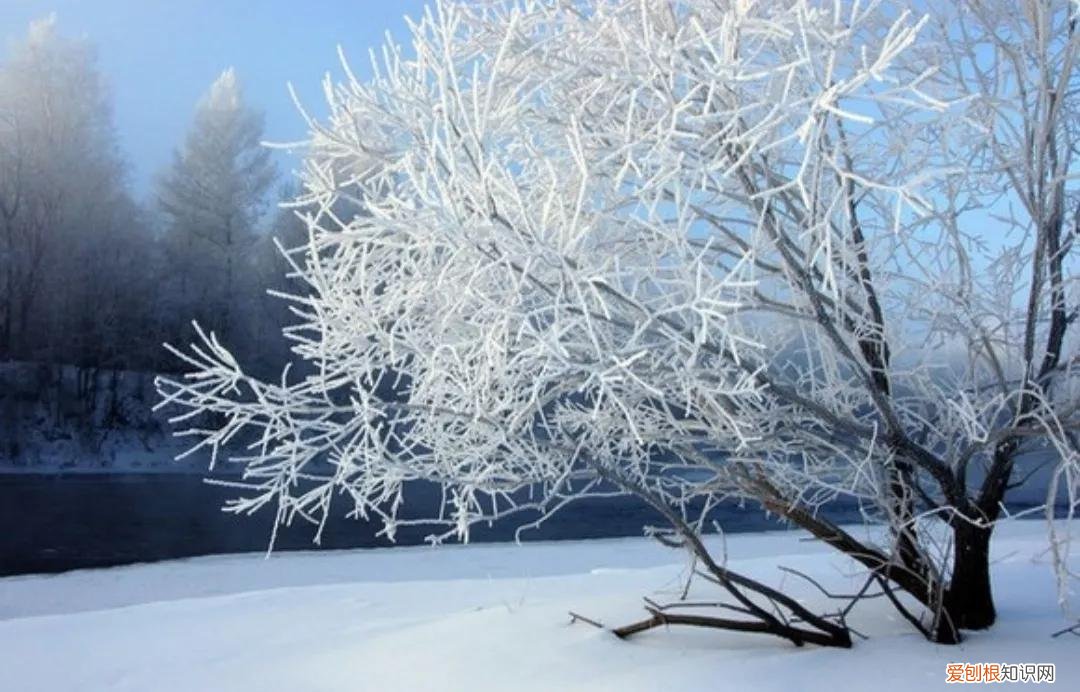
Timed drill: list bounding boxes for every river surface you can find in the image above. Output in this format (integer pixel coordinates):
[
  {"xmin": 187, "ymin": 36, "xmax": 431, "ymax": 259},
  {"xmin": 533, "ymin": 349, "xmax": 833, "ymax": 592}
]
[{"xmin": 1, "ymin": 473, "xmax": 869, "ymax": 576}]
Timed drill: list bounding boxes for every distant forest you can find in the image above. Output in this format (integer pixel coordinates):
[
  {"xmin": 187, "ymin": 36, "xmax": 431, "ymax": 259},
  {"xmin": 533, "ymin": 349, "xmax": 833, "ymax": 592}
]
[{"xmin": 0, "ymin": 19, "xmax": 305, "ymax": 467}]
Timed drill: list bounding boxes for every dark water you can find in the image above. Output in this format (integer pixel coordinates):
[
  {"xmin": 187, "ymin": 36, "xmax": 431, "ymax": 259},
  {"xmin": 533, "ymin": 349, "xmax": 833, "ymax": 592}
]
[
  {"xmin": 1, "ymin": 473, "xmax": 848, "ymax": 576},
  {"xmin": 2, "ymin": 474, "xmax": 1061, "ymax": 578}
]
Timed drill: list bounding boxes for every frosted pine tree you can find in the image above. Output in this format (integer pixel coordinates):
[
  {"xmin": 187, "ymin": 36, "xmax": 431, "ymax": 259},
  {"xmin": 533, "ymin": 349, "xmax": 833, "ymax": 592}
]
[{"xmin": 158, "ymin": 68, "xmax": 276, "ymax": 347}]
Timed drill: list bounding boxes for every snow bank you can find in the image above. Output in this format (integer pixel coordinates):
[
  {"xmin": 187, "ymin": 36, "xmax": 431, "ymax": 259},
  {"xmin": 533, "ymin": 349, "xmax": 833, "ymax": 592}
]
[
  {"xmin": 0, "ymin": 521, "xmax": 1075, "ymax": 691},
  {"xmin": 0, "ymin": 362, "xmax": 199, "ymax": 474}
]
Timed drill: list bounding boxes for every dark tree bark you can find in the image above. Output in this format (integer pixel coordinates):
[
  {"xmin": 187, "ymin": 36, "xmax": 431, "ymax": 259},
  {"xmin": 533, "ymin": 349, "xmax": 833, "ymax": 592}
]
[{"xmin": 943, "ymin": 522, "xmax": 996, "ymax": 632}]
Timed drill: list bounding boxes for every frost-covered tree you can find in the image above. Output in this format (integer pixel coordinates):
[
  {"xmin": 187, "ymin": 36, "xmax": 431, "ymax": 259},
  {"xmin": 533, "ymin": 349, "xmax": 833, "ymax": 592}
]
[
  {"xmin": 246, "ymin": 184, "xmax": 311, "ymax": 376},
  {"xmin": 158, "ymin": 0, "xmax": 1080, "ymax": 645},
  {"xmin": 158, "ymin": 68, "xmax": 276, "ymax": 346},
  {"xmin": 0, "ymin": 15, "xmax": 143, "ymax": 368}
]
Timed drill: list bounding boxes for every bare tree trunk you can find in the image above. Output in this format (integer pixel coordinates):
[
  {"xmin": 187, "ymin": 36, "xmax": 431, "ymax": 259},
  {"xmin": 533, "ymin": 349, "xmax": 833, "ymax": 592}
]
[
  {"xmin": 0, "ymin": 228, "xmax": 11, "ymax": 357},
  {"xmin": 944, "ymin": 522, "xmax": 995, "ymax": 631},
  {"xmin": 0, "ymin": 282, "xmax": 10, "ymax": 357},
  {"xmin": 942, "ymin": 441, "xmax": 1018, "ymax": 633}
]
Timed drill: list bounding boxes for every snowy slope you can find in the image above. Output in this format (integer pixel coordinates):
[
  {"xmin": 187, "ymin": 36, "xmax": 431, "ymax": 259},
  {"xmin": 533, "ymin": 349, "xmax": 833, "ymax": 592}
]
[
  {"xmin": 0, "ymin": 362, "xmax": 200, "ymax": 474},
  {"xmin": 1, "ymin": 521, "xmax": 1076, "ymax": 691}
]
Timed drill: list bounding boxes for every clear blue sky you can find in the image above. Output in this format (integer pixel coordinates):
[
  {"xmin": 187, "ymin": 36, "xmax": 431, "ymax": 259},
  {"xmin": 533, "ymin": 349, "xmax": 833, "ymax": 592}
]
[{"xmin": 0, "ymin": 0, "xmax": 429, "ymax": 198}]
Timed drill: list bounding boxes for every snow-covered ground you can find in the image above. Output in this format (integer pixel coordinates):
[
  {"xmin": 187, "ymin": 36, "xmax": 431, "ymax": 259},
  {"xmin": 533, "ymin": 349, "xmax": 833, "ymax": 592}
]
[
  {"xmin": 0, "ymin": 362, "xmax": 201, "ymax": 474},
  {"xmin": 0, "ymin": 521, "xmax": 1075, "ymax": 691}
]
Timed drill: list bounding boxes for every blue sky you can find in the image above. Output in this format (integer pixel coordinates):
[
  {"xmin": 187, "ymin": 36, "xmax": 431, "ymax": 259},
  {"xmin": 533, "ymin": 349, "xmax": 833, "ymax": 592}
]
[{"xmin": 0, "ymin": 0, "xmax": 429, "ymax": 198}]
